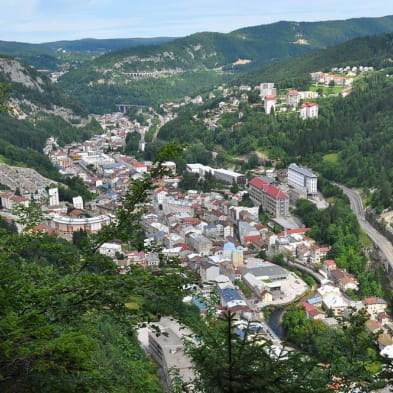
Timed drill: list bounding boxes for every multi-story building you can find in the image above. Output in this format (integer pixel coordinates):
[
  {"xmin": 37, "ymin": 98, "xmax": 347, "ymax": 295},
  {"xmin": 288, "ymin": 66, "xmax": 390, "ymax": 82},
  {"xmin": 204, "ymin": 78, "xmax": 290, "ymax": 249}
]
[
  {"xmin": 286, "ymin": 90, "xmax": 300, "ymax": 108},
  {"xmin": 0, "ymin": 192, "xmax": 30, "ymax": 210},
  {"xmin": 249, "ymin": 177, "xmax": 289, "ymax": 217},
  {"xmin": 148, "ymin": 317, "xmax": 194, "ymax": 390},
  {"xmin": 48, "ymin": 187, "xmax": 59, "ymax": 206},
  {"xmin": 264, "ymin": 95, "xmax": 276, "ymax": 114},
  {"xmin": 186, "ymin": 164, "xmax": 246, "ymax": 185},
  {"xmin": 49, "ymin": 214, "xmax": 111, "ymax": 236},
  {"xmin": 288, "ymin": 163, "xmax": 318, "ymax": 195},
  {"xmin": 213, "ymin": 168, "xmax": 246, "ymax": 186},
  {"xmin": 260, "ymin": 82, "xmax": 276, "ymax": 98},
  {"xmin": 300, "ymin": 102, "xmax": 319, "ymax": 119},
  {"xmin": 186, "ymin": 233, "xmax": 213, "ymax": 256}
]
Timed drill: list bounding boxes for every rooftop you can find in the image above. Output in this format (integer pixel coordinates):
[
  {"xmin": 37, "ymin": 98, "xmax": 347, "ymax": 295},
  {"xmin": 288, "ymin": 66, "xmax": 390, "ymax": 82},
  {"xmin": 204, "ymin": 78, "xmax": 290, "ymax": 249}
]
[{"xmin": 288, "ymin": 163, "xmax": 318, "ymax": 178}]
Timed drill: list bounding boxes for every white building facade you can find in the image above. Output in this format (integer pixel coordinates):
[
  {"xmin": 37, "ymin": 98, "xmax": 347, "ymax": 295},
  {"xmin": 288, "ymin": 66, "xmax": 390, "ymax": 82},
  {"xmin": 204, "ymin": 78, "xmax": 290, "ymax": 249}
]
[{"xmin": 287, "ymin": 163, "xmax": 318, "ymax": 195}]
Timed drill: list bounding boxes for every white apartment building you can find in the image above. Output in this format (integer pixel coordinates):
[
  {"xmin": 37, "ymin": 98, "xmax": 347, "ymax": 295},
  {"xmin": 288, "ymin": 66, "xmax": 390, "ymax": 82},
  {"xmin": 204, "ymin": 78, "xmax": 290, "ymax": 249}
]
[
  {"xmin": 186, "ymin": 164, "xmax": 246, "ymax": 185},
  {"xmin": 300, "ymin": 102, "xmax": 319, "ymax": 119},
  {"xmin": 213, "ymin": 168, "xmax": 246, "ymax": 186},
  {"xmin": 72, "ymin": 196, "xmax": 84, "ymax": 210},
  {"xmin": 48, "ymin": 187, "xmax": 59, "ymax": 206},
  {"xmin": 286, "ymin": 90, "xmax": 300, "ymax": 108},
  {"xmin": 287, "ymin": 163, "xmax": 318, "ymax": 195},
  {"xmin": 260, "ymin": 82, "xmax": 276, "ymax": 98}
]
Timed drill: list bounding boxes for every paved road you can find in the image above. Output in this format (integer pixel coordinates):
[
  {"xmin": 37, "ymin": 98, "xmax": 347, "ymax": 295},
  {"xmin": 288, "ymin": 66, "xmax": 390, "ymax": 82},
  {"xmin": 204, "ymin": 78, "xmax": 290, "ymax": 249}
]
[
  {"xmin": 287, "ymin": 260, "xmax": 324, "ymax": 283},
  {"xmin": 338, "ymin": 184, "xmax": 393, "ymax": 272}
]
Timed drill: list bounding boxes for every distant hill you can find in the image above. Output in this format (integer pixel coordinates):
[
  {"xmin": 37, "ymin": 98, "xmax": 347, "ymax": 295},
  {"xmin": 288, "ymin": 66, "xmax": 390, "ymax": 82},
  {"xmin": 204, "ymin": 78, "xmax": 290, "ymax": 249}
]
[
  {"xmin": 232, "ymin": 32, "xmax": 393, "ymax": 87},
  {"xmin": 0, "ymin": 37, "xmax": 177, "ymax": 71},
  {"xmin": 58, "ymin": 15, "xmax": 393, "ymax": 111},
  {"xmin": 40, "ymin": 37, "xmax": 176, "ymax": 52}
]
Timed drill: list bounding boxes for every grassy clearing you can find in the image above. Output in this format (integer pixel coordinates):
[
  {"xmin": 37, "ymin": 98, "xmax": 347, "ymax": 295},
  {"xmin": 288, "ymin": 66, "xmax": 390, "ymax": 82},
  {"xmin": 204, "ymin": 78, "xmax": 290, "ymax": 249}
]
[
  {"xmin": 359, "ymin": 230, "xmax": 373, "ymax": 248},
  {"xmin": 322, "ymin": 153, "xmax": 339, "ymax": 163},
  {"xmin": 309, "ymin": 85, "xmax": 345, "ymax": 95}
]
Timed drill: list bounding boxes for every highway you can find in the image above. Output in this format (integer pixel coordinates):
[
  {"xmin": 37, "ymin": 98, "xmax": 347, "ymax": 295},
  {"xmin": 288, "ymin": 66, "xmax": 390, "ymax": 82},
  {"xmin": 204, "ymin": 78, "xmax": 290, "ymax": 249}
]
[{"xmin": 338, "ymin": 184, "xmax": 393, "ymax": 272}]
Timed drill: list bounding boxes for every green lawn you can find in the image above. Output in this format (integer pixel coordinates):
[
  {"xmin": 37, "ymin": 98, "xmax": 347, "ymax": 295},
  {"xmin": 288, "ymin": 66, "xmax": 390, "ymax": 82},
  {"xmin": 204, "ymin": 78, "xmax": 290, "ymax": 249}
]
[
  {"xmin": 322, "ymin": 153, "xmax": 339, "ymax": 163},
  {"xmin": 309, "ymin": 85, "xmax": 345, "ymax": 95}
]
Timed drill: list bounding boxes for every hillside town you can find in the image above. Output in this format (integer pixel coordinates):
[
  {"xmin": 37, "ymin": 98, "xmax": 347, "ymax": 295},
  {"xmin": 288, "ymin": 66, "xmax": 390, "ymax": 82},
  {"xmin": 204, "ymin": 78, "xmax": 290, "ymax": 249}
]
[{"xmin": 1, "ymin": 66, "xmax": 392, "ymax": 388}]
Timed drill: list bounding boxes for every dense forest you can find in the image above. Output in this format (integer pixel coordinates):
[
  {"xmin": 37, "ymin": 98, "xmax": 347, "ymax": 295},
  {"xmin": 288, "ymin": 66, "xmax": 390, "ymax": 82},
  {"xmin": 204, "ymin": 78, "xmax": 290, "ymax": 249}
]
[
  {"xmin": 232, "ymin": 31, "xmax": 393, "ymax": 87},
  {"xmin": 59, "ymin": 71, "xmax": 226, "ymax": 113}
]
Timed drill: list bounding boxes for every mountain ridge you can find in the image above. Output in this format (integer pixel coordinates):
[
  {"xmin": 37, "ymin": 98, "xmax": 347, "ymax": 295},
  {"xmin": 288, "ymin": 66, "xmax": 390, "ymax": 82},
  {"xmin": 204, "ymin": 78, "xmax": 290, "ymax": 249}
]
[{"xmin": 57, "ymin": 15, "xmax": 393, "ymax": 111}]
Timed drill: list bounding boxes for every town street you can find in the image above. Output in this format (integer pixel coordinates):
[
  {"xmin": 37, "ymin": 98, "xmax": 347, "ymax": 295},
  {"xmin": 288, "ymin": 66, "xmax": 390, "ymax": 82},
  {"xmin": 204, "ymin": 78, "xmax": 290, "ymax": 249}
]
[{"xmin": 338, "ymin": 184, "xmax": 393, "ymax": 272}]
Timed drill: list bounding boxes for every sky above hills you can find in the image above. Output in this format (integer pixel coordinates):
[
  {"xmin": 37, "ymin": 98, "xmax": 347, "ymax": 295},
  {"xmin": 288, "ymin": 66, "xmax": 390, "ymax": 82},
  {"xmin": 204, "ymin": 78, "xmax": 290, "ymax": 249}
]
[{"xmin": 1, "ymin": 0, "xmax": 393, "ymax": 43}]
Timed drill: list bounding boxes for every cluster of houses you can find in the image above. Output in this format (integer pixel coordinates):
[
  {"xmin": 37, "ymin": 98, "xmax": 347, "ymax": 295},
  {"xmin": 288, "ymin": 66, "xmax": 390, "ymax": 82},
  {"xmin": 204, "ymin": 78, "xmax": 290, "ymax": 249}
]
[
  {"xmin": 311, "ymin": 71, "xmax": 352, "ymax": 87},
  {"xmin": 260, "ymin": 82, "xmax": 319, "ymax": 119},
  {"xmin": 299, "ymin": 256, "xmax": 393, "ymax": 358}
]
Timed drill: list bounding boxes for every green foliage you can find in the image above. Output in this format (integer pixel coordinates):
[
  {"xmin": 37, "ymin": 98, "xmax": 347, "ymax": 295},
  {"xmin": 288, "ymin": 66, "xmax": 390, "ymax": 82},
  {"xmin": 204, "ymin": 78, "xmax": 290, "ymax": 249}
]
[
  {"xmin": 282, "ymin": 306, "xmax": 382, "ymax": 388},
  {"xmin": 0, "ymin": 143, "xmax": 190, "ymax": 392},
  {"xmin": 58, "ymin": 177, "xmax": 93, "ymax": 203},
  {"xmin": 187, "ymin": 311, "xmax": 334, "ymax": 393},
  {"xmin": 124, "ymin": 132, "xmax": 141, "ymax": 155},
  {"xmin": 294, "ymin": 195, "xmax": 384, "ymax": 297},
  {"xmin": 234, "ymin": 31, "xmax": 393, "ymax": 87},
  {"xmin": 59, "ymin": 70, "xmax": 226, "ymax": 113}
]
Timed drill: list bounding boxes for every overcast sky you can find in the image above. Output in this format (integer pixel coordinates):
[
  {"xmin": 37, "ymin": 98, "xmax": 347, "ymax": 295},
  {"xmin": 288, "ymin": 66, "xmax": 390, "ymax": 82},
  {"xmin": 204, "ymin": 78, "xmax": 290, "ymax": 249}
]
[{"xmin": 1, "ymin": 0, "xmax": 393, "ymax": 43}]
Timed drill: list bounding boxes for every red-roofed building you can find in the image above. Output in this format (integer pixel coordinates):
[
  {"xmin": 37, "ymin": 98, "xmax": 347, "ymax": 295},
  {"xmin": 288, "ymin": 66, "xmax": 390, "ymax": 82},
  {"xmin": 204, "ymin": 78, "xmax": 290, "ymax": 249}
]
[
  {"xmin": 264, "ymin": 95, "xmax": 276, "ymax": 114},
  {"xmin": 0, "ymin": 192, "xmax": 30, "ymax": 210},
  {"xmin": 300, "ymin": 102, "xmax": 319, "ymax": 119},
  {"xmin": 249, "ymin": 177, "xmax": 289, "ymax": 217},
  {"xmin": 133, "ymin": 162, "xmax": 148, "ymax": 173},
  {"xmin": 286, "ymin": 90, "xmax": 300, "ymax": 108}
]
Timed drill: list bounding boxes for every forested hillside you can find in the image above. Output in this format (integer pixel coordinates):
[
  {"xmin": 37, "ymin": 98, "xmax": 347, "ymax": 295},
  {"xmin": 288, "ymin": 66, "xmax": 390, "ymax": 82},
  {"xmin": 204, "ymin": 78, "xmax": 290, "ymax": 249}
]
[
  {"xmin": 58, "ymin": 15, "xmax": 393, "ymax": 111},
  {"xmin": 155, "ymin": 66, "xmax": 393, "ymax": 210},
  {"xmin": 233, "ymin": 32, "xmax": 393, "ymax": 87},
  {"xmin": 0, "ymin": 37, "xmax": 176, "ymax": 71},
  {"xmin": 0, "ymin": 56, "xmax": 100, "ymax": 179}
]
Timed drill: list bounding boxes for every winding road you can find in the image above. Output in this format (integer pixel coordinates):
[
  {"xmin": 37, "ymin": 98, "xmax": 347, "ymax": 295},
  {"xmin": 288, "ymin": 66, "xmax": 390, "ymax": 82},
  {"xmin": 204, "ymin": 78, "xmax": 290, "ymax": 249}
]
[{"xmin": 338, "ymin": 184, "xmax": 393, "ymax": 273}]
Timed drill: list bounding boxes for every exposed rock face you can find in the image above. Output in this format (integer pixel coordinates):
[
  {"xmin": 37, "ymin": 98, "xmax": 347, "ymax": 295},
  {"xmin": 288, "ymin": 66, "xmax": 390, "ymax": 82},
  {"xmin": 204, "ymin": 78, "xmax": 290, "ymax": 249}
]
[
  {"xmin": 0, "ymin": 58, "xmax": 44, "ymax": 92},
  {"xmin": 0, "ymin": 56, "xmax": 88, "ymax": 125},
  {"xmin": 0, "ymin": 163, "xmax": 55, "ymax": 193}
]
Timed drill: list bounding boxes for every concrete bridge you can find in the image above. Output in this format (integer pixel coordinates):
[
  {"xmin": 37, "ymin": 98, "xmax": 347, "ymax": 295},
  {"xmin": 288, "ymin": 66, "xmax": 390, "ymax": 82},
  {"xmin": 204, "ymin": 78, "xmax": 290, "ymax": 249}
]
[{"xmin": 124, "ymin": 72, "xmax": 158, "ymax": 79}]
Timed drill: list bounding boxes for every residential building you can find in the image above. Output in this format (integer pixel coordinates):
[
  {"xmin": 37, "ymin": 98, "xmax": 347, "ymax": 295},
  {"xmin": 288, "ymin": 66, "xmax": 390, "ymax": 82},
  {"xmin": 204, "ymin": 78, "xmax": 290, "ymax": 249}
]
[
  {"xmin": 0, "ymin": 192, "xmax": 30, "ymax": 210},
  {"xmin": 99, "ymin": 242, "xmax": 122, "ymax": 258},
  {"xmin": 148, "ymin": 317, "xmax": 194, "ymax": 390},
  {"xmin": 298, "ymin": 91, "xmax": 319, "ymax": 99},
  {"xmin": 48, "ymin": 187, "xmax": 59, "ymax": 206},
  {"xmin": 213, "ymin": 168, "xmax": 246, "ymax": 186},
  {"xmin": 200, "ymin": 261, "xmax": 220, "ymax": 282},
  {"xmin": 260, "ymin": 82, "xmax": 276, "ymax": 98},
  {"xmin": 330, "ymin": 268, "xmax": 359, "ymax": 292},
  {"xmin": 249, "ymin": 177, "xmax": 289, "ymax": 217},
  {"xmin": 72, "ymin": 196, "xmax": 84, "ymax": 210},
  {"xmin": 186, "ymin": 233, "xmax": 213, "ymax": 256},
  {"xmin": 300, "ymin": 102, "xmax": 319, "ymax": 119},
  {"xmin": 363, "ymin": 297, "xmax": 388, "ymax": 318},
  {"xmin": 287, "ymin": 163, "xmax": 318, "ymax": 195},
  {"xmin": 286, "ymin": 90, "xmax": 300, "ymax": 108}
]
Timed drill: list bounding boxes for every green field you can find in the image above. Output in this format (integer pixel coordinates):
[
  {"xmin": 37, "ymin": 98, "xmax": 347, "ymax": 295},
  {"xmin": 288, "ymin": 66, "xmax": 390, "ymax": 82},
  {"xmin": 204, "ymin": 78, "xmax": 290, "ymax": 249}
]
[
  {"xmin": 309, "ymin": 85, "xmax": 345, "ymax": 95},
  {"xmin": 322, "ymin": 153, "xmax": 339, "ymax": 163}
]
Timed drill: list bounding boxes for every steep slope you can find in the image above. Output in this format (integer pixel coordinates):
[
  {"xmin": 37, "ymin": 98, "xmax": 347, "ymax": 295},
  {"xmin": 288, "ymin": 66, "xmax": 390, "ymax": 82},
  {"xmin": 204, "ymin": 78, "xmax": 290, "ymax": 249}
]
[
  {"xmin": 58, "ymin": 15, "xmax": 393, "ymax": 111},
  {"xmin": 0, "ymin": 37, "xmax": 176, "ymax": 71},
  {"xmin": 232, "ymin": 32, "xmax": 393, "ymax": 87},
  {"xmin": 0, "ymin": 56, "xmax": 100, "ymax": 179}
]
